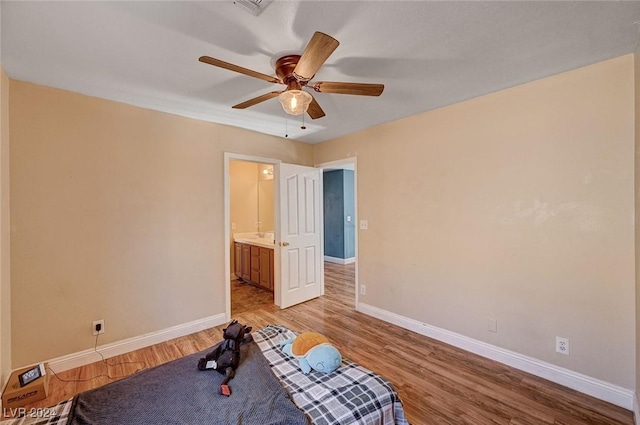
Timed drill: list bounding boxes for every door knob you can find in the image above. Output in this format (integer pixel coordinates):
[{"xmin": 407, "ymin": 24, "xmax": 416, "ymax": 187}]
[{"xmin": 279, "ymin": 241, "xmax": 290, "ymax": 246}]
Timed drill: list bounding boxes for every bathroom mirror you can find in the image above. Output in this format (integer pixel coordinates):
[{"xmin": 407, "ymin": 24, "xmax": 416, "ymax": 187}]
[
  {"xmin": 257, "ymin": 164, "xmax": 274, "ymax": 232},
  {"xmin": 230, "ymin": 161, "xmax": 274, "ymax": 234}
]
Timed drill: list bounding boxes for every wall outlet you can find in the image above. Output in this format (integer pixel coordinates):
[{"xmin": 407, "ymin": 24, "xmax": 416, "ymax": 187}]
[
  {"xmin": 92, "ymin": 319, "xmax": 105, "ymax": 336},
  {"xmin": 487, "ymin": 318, "xmax": 497, "ymax": 333},
  {"xmin": 360, "ymin": 285, "xmax": 366, "ymax": 295},
  {"xmin": 359, "ymin": 219, "xmax": 368, "ymax": 230},
  {"xmin": 556, "ymin": 336, "xmax": 569, "ymax": 355}
]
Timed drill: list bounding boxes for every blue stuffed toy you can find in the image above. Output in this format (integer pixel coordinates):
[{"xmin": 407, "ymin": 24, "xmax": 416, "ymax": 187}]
[{"xmin": 280, "ymin": 332, "xmax": 342, "ymax": 374}]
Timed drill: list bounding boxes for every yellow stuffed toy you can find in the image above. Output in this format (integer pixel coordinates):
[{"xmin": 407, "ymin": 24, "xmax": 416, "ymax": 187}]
[
  {"xmin": 289, "ymin": 332, "xmax": 329, "ymax": 356},
  {"xmin": 280, "ymin": 332, "xmax": 342, "ymax": 374}
]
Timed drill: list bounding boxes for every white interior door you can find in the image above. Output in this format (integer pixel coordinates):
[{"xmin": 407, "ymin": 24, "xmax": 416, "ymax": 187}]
[{"xmin": 278, "ymin": 163, "xmax": 323, "ymax": 308}]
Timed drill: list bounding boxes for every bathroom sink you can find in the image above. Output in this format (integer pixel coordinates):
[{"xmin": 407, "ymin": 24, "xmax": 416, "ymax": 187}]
[{"xmin": 233, "ymin": 232, "xmax": 275, "ymax": 248}]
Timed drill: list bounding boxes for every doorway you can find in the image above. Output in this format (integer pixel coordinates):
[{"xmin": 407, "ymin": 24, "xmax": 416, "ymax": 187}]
[
  {"xmin": 322, "ymin": 165, "xmax": 355, "ymax": 265},
  {"xmin": 318, "ymin": 158, "xmax": 359, "ymax": 309},
  {"xmin": 224, "ymin": 153, "xmax": 279, "ymax": 319},
  {"xmin": 229, "ymin": 159, "xmax": 275, "ymax": 315},
  {"xmin": 224, "ymin": 153, "xmax": 325, "ymax": 318}
]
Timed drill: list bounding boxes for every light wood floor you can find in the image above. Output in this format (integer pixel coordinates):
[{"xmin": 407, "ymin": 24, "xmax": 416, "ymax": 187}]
[{"xmin": 15, "ymin": 263, "xmax": 634, "ymax": 424}]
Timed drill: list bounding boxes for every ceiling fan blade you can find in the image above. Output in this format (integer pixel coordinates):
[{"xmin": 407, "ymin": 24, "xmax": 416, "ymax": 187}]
[
  {"xmin": 293, "ymin": 32, "xmax": 340, "ymax": 81},
  {"xmin": 199, "ymin": 56, "xmax": 280, "ymax": 84},
  {"xmin": 307, "ymin": 95, "xmax": 326, "ymax": 120},
  {"xmin": 232, "ymin": 91, "xmax": 282, "ymax": 109},
  {"xmin": 313, "ymin": 81, "xmax": 384, "ymax": 96}
]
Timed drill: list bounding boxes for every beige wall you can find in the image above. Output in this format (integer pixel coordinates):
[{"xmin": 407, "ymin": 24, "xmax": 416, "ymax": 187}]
[
  {"xmin": 9, "ymin": 80, "xmax": 312, "ymax": 367},
  {"xmin": 314, "ymin": 55, "xmax": 636, "ymax": 389},
  {"xmin": 1, "ymin": 68, "xmax": 11, "ymax": 385},
  {"xmin": 635, "ymin": 52, "xmax": 640, "ymax": 410}
]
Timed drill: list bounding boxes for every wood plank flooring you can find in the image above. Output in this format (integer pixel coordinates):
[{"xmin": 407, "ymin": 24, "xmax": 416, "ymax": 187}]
[{"xmin": 9, "ymin": 262, "xmax": 634, "ymax": 424}]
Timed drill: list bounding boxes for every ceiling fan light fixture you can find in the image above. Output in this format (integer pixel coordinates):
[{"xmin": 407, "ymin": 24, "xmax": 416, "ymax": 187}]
[{"xmin": 278, "ymin": 90, "xmax": 312, "ymax": 115}]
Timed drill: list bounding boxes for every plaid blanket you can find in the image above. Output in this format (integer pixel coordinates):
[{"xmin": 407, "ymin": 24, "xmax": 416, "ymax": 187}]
[
  {"xmin": 1, "ymin": 325, "xmax": 408, "ymax": 425},
  {"xmin": 253, "ymin": 325, "xmax": 409, "ymax": 425}
]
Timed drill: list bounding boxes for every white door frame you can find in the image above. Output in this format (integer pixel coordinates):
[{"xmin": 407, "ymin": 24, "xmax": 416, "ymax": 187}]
[
  {"xmin": 224, "ymin": 152, "xmax": 281, "ymax": 320},
  {"xmin": 316, "ymin": 157, "xmax": 359, "ymax": 310}
]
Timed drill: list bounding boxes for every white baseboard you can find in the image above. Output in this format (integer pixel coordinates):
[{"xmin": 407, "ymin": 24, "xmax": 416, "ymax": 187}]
[
  {"xmin": 358, "ymin": 303, "xmax": 634, "ymax": 411},
  {"xmin": 634, "ymin": 391, "xmax": 639, "ymax": 425},
  {"xmin": 47, "ymin": 313, "xmax": 227, "ymax": 373},
  {"xmin": 324, "ymin": 256, "xmax": 355, "ymax": 265}
]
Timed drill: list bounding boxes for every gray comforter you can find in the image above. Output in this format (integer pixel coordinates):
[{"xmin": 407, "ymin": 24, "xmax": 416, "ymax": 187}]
[{"xmin": 68, "ymin": 340, "xmax": 310, "ymax": 425}]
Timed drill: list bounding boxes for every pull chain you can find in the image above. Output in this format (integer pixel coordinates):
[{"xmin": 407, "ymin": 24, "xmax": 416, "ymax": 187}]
[{"xmin": 284, "ymin": 112, "xmax": 288, "ymax": 138}]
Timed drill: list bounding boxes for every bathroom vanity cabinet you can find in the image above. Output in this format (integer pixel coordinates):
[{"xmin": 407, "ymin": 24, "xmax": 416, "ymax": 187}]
[{"xmin": 234, "ymin": 242, "xmax": 274, "ymax": 291}]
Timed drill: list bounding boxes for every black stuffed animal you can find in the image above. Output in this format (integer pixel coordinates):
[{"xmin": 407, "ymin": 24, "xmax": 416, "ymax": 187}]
[{"xmin": 197, "ymin": 319, "xmax": 253, "ymax": 396}]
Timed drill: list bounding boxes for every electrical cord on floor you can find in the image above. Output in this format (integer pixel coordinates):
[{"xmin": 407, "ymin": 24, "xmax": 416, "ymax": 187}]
[{"xmin": 47, "ymin": 333, "xmax": 146, "ymax": 383}]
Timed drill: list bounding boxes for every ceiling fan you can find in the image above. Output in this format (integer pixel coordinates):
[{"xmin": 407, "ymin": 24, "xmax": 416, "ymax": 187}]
[{"xmin": 199, "ymin": 31, "xmax": 384, "ymax": 119}]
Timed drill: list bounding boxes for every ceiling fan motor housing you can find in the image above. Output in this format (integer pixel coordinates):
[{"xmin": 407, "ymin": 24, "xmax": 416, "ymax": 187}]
[{"xmin": 276, "ymin": 55, "xmax": 312, "ymax": 86}]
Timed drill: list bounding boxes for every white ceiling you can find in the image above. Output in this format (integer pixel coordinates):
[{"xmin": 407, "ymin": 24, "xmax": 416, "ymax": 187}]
[{"xmin": 2, "ymin": 1, "xmax": 640, "ymax": 144}]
